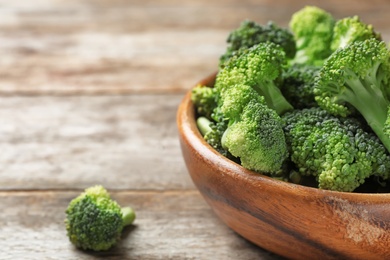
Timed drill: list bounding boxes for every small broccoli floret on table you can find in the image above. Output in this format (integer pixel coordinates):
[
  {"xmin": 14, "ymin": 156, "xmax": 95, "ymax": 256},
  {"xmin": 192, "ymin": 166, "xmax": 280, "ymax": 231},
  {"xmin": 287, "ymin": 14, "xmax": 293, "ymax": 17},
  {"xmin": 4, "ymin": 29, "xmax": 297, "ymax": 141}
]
[
  {"xmin": 281, "ymin": 63, "xmax": 320, "ymax": 109},
  {"xmin": 283, "ymin": 108, "xmax": 390, "ymax": 192},
  {"xmin": 331, "ymin": 15, "xmax": 381, "ymax": 52},
  {"xmin": 289, "ymin": 6, "xmax": 335, "ymax": 66},
  {"xmin": 219, "ymin": 20, "xmax": 296, "ymax": 65},
  {"xmin": 65, "ymin": 185, "xmax": 136, "ymax": 251},
  {"xmin": 314, "ymin": 38, "xmax": 390, "ymax": 153}
]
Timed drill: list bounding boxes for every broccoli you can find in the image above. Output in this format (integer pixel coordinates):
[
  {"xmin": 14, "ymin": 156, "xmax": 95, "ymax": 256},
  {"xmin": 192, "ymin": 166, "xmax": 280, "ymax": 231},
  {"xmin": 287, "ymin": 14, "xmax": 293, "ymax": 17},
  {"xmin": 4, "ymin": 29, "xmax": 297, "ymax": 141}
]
[
  {"xmin": 197, "ymin": 84, "xmax": 288, "ymax": 174},
  {"xmin": 191, "ymin": 8, "xmax": 390, "ymax": 192},
  {"xmin": 196, "ymin": 116, "xmax": 230, "ymax": 157},
  {"xmin": 194, "ymin": 42, "xmax": 292, "ymax": 173},
  {"xmin": 331, "ymin": 15, "xmax": 381, "ymax": 52},
  {"xmin": 191, "ymin": 84, "xmax": 218, "ymax": 119},
  {"xmin": 221, "ymin": 90, "xmax": 288, "ymax": 174},
  {"xmin": 283, "ymin": 108, "xmax": 390, "ymax": 192},
  {"xmin": 215, "ymin": 42, "xmax": 293, "ymax": 115},
  {"xmin": 289, "ymin": 6, "xmax": 335, "ymax": 66},
  {"xmin": 314, "ymin": 38, "xmax": 390, "ymax": 153},
  {"xmin": 219, "ymin": 20, "xmax": 296, "ymax": 65},
  {"xmin": 65, "ymin": 185, "xmax": 136, "ymax": 251},
  {"xmin": 281, "ymin": 63, "xmax": 320, "ymax": 109}
]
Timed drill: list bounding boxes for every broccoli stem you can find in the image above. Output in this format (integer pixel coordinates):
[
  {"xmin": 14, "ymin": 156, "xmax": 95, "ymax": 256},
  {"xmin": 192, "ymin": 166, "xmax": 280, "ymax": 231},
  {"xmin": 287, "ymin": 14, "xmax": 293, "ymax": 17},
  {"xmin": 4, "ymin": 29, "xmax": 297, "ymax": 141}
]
[
  {"xmin": 196, "ymin": 117, "xmax": 213, "ymax": 136},
  {"xmin": 121, "ymin": 207, "xmax": 136, "ymax": 227},
  {"xmin": 254, "ymin": 82, "xmax": 293, "ymax": 115},
  {"xmin": 343, "ymin": 75, "xmax": 390, "ymax": 152},
  {"xmin": 220, "ymin": 127, "xmax": 229, "ymax": 150}
]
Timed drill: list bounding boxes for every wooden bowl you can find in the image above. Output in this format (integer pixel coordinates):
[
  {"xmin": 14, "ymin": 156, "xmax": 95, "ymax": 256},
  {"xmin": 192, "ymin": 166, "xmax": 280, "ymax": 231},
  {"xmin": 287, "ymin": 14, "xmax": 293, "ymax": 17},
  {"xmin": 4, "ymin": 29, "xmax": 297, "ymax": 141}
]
[{"xmin": 177, "ymin": 74, "xmax": 390, "ymax": 260}]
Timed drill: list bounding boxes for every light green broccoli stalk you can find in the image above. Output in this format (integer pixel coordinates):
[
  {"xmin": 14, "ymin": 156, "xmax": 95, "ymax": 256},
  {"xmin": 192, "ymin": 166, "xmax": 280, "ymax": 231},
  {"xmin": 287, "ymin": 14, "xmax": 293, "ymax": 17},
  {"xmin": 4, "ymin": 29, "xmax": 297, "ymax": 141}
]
[
  {"xmin": 331, "ymin": 15, "xmax": 381, "ymax": 52},
  {"xmin": 289, "ymin": 6, "xmax": 335, "ymax": 66},
  {"xmin": 215, "ymin": 42, "xmax": 293, "ymax": 115},
  {"xmin": 283, "ymin": 107, "xmax": 390, "ymax": 192},
  {"xmin": 314, "ymin": 38, "xmax": 390, "ymax": 153},
  {"xmin": 65, "ymin": 185, "xmax": 136, "ymax": 251},
  {"xmin": 219, "ymin": 20, "xmax": 296, "ymax": 65}
]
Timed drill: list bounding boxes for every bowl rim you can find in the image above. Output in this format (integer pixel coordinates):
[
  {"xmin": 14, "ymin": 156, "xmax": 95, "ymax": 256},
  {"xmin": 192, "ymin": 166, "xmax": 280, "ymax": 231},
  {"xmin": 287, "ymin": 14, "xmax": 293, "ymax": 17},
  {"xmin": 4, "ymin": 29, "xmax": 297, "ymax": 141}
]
[{"xmin": 177, "ymin": 73, "xmax": 390, "ymax": 201}]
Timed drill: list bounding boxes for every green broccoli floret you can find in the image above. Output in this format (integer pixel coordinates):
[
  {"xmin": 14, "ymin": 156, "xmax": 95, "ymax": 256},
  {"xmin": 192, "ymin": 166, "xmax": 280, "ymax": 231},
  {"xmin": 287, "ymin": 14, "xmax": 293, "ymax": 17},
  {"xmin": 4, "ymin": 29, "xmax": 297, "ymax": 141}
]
[
  {"xmin": 196, "ymin": 84, "xmax": 289, "ymax": 174},
  {"xmin": 194, "ymin": 42, "xmax": 291, "ymax": 173},
  {"xmin": 331, "ymin": 16, "xmax": 381, "ymax": 52},
  {"xmin": 219, "ymin": 20, "xmax": 296, "ymax": 65},
  {"xmin": 196, "ymin": 116, "xmax": 229, "ymax": 157},
  {"xmin": 289, "ymin": 6, "xmax": 335, "ymax": 66},
  {"xmin": 215, "ymin": 42, "xmax": 293, "ymax": 115},
  {"xmin": 65, "ymin": 185, "xmax": 136, "ymax": 251},
  {"xmin": 314, "ymin": 38, "xmax": 390, "ymax": 153},
  {"xmin": 283, "ymin": 108, "xmax": 390, "ymax": 192},
  {"xmin": 221, "ymin": 84, "xmax": 288, "ymax": 173},
  {"xmin": 222, "ymin": 97, "xmax": 288, "ymax": 173},
  {"xmin": 281, "ymin": 63, "xmax": 320, "ymax": 109},
  {"xmin": 191, "ymin": 84, "xmax": 218, "ymax": 119}
]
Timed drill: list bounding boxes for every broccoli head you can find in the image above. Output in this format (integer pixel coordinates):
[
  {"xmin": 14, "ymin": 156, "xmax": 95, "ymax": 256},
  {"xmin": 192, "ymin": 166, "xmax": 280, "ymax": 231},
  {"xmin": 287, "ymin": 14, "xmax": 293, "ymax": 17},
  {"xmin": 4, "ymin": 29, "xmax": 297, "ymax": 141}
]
[
  {"xmin": 196, "ymin": 84, "xmax": 289, "ymax": 174},
  {"xmin": 220, "ymin": 20, "xmax": 296, "ymax": 65},
  {"xmin": 222, "ymin": 95, "xmax": 288, "ymax": 173},
  {"xmin": 215, "ymin": 42, "xmax": 293, "ymax": 115},
  {"xmin": 314, "ymin": 38, "xmax": 390, "ymax": 152},
  {"xmin": 221, "ymin": 84, "xmax": 288, "ymax": 173},
  {"xmin": 331, "ymin": 15, "xmax": 381, "ymax": 52},
  {"xmin": 191, "ymin": 84, "xmax": 218, "ymax": 119},
  {"xmin": 65, "ymin": 185, "xmax": 136, "ymax": 251},
  {"xmin": 289, "ymin": 6, "xmax": 335, "ymax": 66},
  {"xmin": 281, "ymin": 63, "xmax": 320, "ymax": 109},
  {"xmin": 283, "ymin": 108, "xmax": 390, "ymax": 192}
]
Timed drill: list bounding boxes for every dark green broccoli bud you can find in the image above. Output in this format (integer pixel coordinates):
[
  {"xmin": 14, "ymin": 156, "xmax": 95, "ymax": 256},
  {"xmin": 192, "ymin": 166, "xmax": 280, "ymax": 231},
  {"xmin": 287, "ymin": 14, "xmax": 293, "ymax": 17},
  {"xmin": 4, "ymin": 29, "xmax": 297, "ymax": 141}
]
[
  {"xmin": 331, "ymin": 15, "xmax": 381, "ymax": 52},
  {"xmin": 283, "ymin": 108, "xmax": 390, "ymax": 192},
  {"xmin": 191, "ymin": 84, "xmax": 218, "ymax": 119},
  {"xmin": 216, "ymin": 42, "xmax": 293, "ymax": 115},
  {"xmin": 281, "ymin": 63, "xmax": 320, "ymax": 109},
  {"xmin": 65, "ymin": 185, "xmax": 136, "ymax": 251},
  {"xmin": 289, "ymin": 6, "xmax": 335, "ymax": 66},
  {"xmin": 314, "ymin": 38, "xmax": 390, "ymax": 153},
  {"xmin": 220, "ymin": 20, "xmax": 296, "ymax": 65}
]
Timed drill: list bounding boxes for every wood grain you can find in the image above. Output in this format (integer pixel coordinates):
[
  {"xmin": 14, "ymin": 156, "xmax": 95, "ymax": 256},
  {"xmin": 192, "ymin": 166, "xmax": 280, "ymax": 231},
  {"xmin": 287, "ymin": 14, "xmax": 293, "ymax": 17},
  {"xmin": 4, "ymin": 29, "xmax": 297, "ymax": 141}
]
[
  {"xmin": 0, "ymin": 190, "xmax": 282, "ymax": 260},
  {"xmin": 0, "ymin": 94, "xmax": 194, "ymax": 190},
  {"xmin": 0, "ymin": 0, "xmax": 389, "ymax": 94},
  {"xmin": 2, "ymin": 0, "xmax": 390, "ymax": 259}
]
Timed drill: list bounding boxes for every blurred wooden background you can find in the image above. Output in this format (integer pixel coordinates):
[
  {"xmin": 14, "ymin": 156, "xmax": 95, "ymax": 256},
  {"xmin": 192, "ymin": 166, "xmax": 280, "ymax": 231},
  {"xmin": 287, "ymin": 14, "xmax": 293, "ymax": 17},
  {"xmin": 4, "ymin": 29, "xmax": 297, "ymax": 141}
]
[{"xmin": 1, "ymin": 0, "xmax": 390, "ymax": 259}]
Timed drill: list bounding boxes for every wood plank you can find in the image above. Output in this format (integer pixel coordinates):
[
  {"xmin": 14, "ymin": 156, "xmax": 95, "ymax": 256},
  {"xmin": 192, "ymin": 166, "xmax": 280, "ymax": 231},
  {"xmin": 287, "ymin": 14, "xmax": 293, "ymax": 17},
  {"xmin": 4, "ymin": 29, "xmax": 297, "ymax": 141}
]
[
  {"xmin": 0, "ymin": 190, "xmax": 282, "ymax": 259},
  {"xmin": 0, "ymin": 0, "xmax": 389, "ymax": 94},
  {"xmin": 0, "ymin": 94, "xmax": 195, "ymax": 191}
]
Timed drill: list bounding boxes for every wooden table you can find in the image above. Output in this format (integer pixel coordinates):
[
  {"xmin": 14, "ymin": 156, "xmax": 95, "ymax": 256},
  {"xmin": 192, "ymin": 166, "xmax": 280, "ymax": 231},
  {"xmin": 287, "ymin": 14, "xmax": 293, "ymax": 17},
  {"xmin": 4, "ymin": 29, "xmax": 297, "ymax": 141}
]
[{"xmin": 2, "ymin": 1, "xmax": 390, "ymax": 259}]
